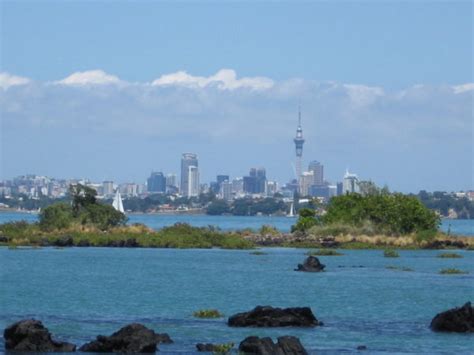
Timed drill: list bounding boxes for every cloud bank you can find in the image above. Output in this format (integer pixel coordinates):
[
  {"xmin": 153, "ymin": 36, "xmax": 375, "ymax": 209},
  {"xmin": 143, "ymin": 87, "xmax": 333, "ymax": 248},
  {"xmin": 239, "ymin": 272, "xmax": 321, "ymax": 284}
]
[{"xmin": 0, "ymin": 69, "xmax": 472, "ymax": 192}]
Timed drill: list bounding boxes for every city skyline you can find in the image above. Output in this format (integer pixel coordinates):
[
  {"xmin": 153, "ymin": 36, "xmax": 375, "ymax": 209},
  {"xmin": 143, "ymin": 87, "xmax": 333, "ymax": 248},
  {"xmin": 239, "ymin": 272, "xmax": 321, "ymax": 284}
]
[{"xmin": 1, "ymin": 1, "xmax": 472, "ymax": 193}]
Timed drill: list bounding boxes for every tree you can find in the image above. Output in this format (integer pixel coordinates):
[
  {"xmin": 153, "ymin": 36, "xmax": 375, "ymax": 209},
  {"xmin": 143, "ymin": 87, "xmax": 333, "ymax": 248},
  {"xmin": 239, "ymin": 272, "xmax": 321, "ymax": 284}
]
[
  {"xmin": 206, "ymin": 200, "xmax": 231, "ymax": 215},
  {"xmin": 39, "ymin": 203, "xmax": 74, "ymax": 231},
  {"xmin": 291, "ymin": 208, "xmax": 319, "ymax": 232}
]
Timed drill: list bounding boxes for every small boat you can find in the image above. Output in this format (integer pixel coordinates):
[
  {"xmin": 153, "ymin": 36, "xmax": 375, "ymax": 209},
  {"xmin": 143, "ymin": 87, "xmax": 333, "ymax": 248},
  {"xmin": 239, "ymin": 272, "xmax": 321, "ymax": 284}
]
[
  {"xmin": 287, "ymin": 201, "xmax": 296, "ymax": 218},
  {"xmin": 112, "ymin": 189, "xmax": 125, "ymax": 213}
]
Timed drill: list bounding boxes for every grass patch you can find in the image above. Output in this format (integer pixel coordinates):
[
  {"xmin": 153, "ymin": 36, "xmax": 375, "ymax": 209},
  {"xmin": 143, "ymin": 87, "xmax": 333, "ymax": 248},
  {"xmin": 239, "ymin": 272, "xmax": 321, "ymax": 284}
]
[
  {"xmin": 385, "ymin": 265, "xmax": 413, "ymax": 272},
  {"xmin": 437, "ymin": 252, "xmax": 463, "ymax": 259},
  {"xmin": 383, "ymin": 249, "xmax": 400, "ymax": 258},
  {"xmin": 212, "ymin": 342, "xmax": 234, "ymax": 354},
  {"xmin": 439, "ymin": 268, "xmax": 469, "ymax": 275},
  {"xmin": 307, "ymin": 249, "xmax": 343, "ymax": 256},
  {"xmin": 193, "ymin": 309, "xmax": 224, "ymax": 318}
]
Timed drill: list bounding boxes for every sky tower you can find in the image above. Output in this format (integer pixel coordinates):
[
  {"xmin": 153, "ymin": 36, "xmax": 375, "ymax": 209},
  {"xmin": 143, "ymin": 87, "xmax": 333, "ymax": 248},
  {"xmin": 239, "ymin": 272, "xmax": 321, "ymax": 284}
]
[{"xmin": 293, "ymin": 107, "xmax": 305, "ymax": 190}]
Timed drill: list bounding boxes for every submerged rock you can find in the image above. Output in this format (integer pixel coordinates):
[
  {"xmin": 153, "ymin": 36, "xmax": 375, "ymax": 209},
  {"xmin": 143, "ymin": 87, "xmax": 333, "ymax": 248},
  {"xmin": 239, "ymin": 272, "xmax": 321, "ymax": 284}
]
[
  {"xmin": 4, "ymin": 319, "xmax": 76, "ymax": 352},
  {"xmin": 430, "ymin": 302, "xmax": 474, "ymax": 332},
  {"xmin": 228, "ymin": 306, "xmax": 321, "ymax": 327},
  {"xmin": 80, "ymin": 323, "xmax": 172, "ymax": 352},
  {"xmin": 295, "ymin": 256, "xmax": 325, "ymax": 272},
  {"xmin": 239, "ymin": 335, "xmax": 307, "ymax": 355}
]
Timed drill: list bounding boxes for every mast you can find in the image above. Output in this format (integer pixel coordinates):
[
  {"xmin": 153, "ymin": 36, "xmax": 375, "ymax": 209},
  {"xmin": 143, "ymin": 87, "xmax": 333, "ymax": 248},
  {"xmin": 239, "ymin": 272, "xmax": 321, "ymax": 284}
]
[{"xmin": 293, "ymin": 106, "xmax": 305, "ymax": 192}]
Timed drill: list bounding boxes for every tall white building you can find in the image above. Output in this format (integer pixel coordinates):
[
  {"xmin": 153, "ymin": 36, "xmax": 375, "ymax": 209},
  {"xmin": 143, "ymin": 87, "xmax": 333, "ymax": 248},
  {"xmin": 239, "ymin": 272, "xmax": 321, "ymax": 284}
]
[
  {"xmin": 181, "ymin": 153, "xmax": 198, "ymax": 197},
  {"xmin": 300, "ymin": 171, "xmax": 314, "ymax": 197},
  {"xmin": 343, "ymin": 170, "xmax": 359, "ymax": 194},
  {"xmin": 219, "ymin": 180, "xmax": 233, "ymax": 201},
  {"xmin": 188, "ymin": 166, "xmax": 200, "ymax": 197},
  {"xmin": 308, "ymin": 161, "xmax": 324, "ymax": 186}
]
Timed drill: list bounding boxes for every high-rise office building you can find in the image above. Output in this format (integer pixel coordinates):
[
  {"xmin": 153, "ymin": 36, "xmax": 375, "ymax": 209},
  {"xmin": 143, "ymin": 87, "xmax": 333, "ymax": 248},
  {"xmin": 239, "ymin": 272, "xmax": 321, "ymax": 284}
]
[
  {"xmin": 308, "ymin": 161, "xmax": 324, "ymax": 186},
  {"xmin": 180, "ymin": 153, "xmax": 198, "ymax": 196},
  {"xmin": 102, "ymin": 181, "xmax": 114, "ymax": 196},
  {"xmin": 244, "ymin": 167, "xmax": 266, "ymax": 194},
  {"xmin": 188, "ymin": 165, "xmax": 200, "ymax": 197},
  {"xmin": 343, "ymin": 170, "xmax": 359, "ymax": 194},
  {"xmin": 147, "ymin": 172, "xmax": 166, "ymax": 193},
  {"xmin": 232, "ymin": 178, "xmax": 244, "ymax": 194},
  {"xmin": 300, "ymin": 171, "xmax": 314, "ymax": 197},
  {"xmin": 219, "ymin": 180, "xmax": 233, "ymax": 201}
]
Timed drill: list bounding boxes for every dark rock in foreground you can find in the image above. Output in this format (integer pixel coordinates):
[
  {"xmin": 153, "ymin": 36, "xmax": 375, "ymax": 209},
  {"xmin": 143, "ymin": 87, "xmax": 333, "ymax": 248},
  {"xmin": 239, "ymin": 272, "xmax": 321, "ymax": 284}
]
[
  {"xmin": 430, "ymin": 302, "xmax": 474, "ymax": 332},
  {"xmin": 228, "ymin": 306, "xmax": 321, "ymax": 327},
  {"xmin": 239, "ymin": 336, "xmax": 307, "ymax": 355},
  {"xmin": 295, "ymin": 256, "xmax": 325, "ymax": 272},
  {"xmin": 80, "ymin": 323, "xmax": 172, "ymax": 352},
  {"xmin": 196, "ymin": 343, "xmax": 223, "ymax": 352},
  {"xmin": 4, "ymin": 319, "xmax": 76, "ymax": 352}
]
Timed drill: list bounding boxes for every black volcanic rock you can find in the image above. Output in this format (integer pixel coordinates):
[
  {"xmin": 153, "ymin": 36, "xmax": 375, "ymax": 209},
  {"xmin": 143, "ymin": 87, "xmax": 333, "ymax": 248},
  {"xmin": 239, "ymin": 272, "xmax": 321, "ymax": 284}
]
[
  {"xmin": 295, "ymin": 256, "xmax": 325, "ymax": 272},
  {"xmin": 228, "ymin": 306, "xmax": 321, "ymax": 327},
  {"xmin": 4, "ymin": 319, "xmax": 76, "ymax": 352},
  {"xmin": 196, "ymin": 343, "xmax": 221, "ymax": 352},
  {"xmin": 430, "ymin": 302, "xmax": 474, "ymax": 332},
  {"xmin": 239, "ymin": 336, "xmax": 308, "ymax": 355},
  {"xmin": 80, "ymin": 323, "xmax": 171, "ymax": 352}
]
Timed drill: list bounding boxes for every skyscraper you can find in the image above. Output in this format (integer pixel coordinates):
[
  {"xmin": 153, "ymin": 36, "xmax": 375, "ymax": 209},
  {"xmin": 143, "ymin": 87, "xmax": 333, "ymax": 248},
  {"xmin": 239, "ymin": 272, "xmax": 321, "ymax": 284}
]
[
  {"xmin": 308, "ymin": 161, "xmax": 324, "ymax": 186},
  {"xmin": 343, "ymin": 170, "xmax": 359, "ymax": 194},
  {"xmin": 293, "ymin": 108, "xmax": 305, "ymax": 190},
  {"xmin": 180, "ymin": 153, "xmax": 198, "ymax": 197},
  {"xmin": 147, "ymin": 172, "xmax": 166, "ymax": 193},
  {"xmin": 188, "ymin": 165, "xmax": 200, "ymax": 197}
]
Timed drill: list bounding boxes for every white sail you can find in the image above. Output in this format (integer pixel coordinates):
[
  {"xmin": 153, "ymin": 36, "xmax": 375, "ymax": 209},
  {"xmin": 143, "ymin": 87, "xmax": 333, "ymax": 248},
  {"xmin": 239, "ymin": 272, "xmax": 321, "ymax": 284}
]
[
  {"xmin": 287, "ymin": 202, "xmax": 295, "ymax": 218},
  {"xmin": 112, "ymin": 189, "xmax": 125, "ymax": 213}
]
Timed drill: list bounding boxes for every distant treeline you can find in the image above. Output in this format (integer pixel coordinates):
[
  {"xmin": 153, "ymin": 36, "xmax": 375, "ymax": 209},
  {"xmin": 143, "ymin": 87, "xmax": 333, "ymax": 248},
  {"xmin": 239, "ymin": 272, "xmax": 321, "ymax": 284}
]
[{"xmin": 414, "ymin": 191, "xmax": 473, "ymax": 219}]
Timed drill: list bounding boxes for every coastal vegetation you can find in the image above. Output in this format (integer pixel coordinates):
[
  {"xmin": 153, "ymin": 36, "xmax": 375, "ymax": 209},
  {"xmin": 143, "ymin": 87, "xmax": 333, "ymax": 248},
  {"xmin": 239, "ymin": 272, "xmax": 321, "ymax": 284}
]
[
  {"xmin": 383, "ymin": 249, "xmax": 400, "ymax": 258},
  {"xmin": 307, "ymin": 249, "xmax": 343, "ymax": 256},
  {"xmin": 439, "ymin": 268, "xmax": 469, "ymax": 275},
  {"xmin": 437, "ymin": 252, "xmax": 463, "ymax": 258},
  {"xmin": 193, "ymin": 309, "xmax": 224, "ymax": 318}
]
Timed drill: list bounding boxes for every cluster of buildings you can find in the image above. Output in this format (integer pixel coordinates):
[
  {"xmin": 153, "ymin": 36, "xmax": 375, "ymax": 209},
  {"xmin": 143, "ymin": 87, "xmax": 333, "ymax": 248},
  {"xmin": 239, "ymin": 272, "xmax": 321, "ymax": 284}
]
[{"xmin": 12, "ymin": 108, "xmax": 469, "ymax": 205}]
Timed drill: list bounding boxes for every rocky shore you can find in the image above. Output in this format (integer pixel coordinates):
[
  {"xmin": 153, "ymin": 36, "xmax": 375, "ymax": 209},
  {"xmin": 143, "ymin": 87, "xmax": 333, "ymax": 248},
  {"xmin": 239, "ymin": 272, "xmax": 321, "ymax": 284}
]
[{"xmin": 4, "ymin": 303, "xmax": 471, "ymax": 353}]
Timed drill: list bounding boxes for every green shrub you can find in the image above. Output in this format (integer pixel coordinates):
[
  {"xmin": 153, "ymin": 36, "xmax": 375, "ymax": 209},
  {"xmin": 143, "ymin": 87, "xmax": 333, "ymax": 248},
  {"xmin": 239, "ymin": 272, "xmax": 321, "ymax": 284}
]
[
  {"xmin": 415, "ymin": 229, "xmax": 437, "ymax": 244},
  {"xmin": 250, "ymin": 251, "xmax": 267, "ymax": 255},
  {"xmin": 437, "ymin": 252, "xmax": 463, "ymax": 258},
  {"xmin": 259, "ymin": 225, "xmax": 279, "ymax": 236},
  {"xmin": 39, "ymin": 203, "xmax": 74, "ymax": 231},
  {"xmin": 439, "ymin": 268, "xmax": 468, "ymax": 275},
  {"xmin": 193, "ymin": 309, "xmax": 224, "ymax": 318},
  {"xmin": 212, "ymin": 342, "xmax": 234, "ymax": 354},
  {"xmin": 307, "ymin": 249, "xmax": 343, "ymax": 256},
  {"xmin": 383, "ymin": 249, "xmax": 400, "ymax": 258}
]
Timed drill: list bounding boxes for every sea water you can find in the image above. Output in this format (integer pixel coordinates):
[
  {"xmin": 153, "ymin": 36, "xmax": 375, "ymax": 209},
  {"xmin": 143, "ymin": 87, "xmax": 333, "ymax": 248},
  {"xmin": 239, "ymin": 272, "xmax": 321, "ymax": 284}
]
[{"xmin": 1, "ymin": 247, "xmax": 473, "ymax": 353}]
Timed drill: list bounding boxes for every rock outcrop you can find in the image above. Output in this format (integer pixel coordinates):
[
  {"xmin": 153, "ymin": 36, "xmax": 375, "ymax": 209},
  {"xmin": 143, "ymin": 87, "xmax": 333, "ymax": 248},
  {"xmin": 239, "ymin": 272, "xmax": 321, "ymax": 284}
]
[
  {"xmin": 80, "ymin": 323, "xmax": 172, "ymax": 352},
  {"xmin": 239, "ymin": 336, "xmax": 307, "ymax": 355},
  {"xmin": 4, "ymin": 319, "xmax": 76, "ymax": 352},
  {"xmin": 295, "ymin": 256, "xmax": 325, "ymax": 272},
  {"xmin": 430, "ymin": 302, "xmax": 474, "ymax": 332},
  {"xmin": 228, "ymin": 306, "xmax": 321, "ymax": 327}
]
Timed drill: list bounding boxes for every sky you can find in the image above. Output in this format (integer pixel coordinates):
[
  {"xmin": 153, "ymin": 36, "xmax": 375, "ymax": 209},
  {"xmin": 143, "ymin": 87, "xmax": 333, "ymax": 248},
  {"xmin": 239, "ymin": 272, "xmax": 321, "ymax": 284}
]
[{"xmin": 0, "ymin": 0, "xmax": 473, "ymax": 192}]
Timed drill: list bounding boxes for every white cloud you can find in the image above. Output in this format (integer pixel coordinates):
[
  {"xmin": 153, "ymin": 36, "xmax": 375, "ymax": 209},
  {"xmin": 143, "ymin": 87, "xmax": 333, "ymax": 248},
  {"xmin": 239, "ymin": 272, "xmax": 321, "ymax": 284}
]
[
  {"xmin": 54, "ymin": 70, "xmax": 122, "ymax": 86},
  {"xmin": 0, "ymin": 72, "xmax": 31, "ymax": 90},
  {"xmin": 342, "ymin": 84, "xmax": 384, "ymax": 107},
  {"xmin": 453, "ymin": 83, "xmax": 474, "ymax": 94},
  {"xmin": 151, "ymin": 69, "xmax": 274, "ymax": 91}
]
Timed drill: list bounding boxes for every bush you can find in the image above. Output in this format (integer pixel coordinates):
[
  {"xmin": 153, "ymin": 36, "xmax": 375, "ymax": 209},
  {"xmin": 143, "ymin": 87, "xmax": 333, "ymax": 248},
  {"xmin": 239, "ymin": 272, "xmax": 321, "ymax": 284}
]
[
  {"xmin": 193, "ymin": 309, "xmax": 224, "ymax": 318},
  {"xmin": 384, "ymin": 249, "xmax": 400, "ymax": 258},
  {"xmin": 259, "ymin": 225, "xmax": 279, "ymax": 236},
  {"xmin": 39, "ymin": 203, "xmax": 74, "ymax": 231},
  {"xmin": 415, "ymin": 229, "xmax": 437, "ymax": 244},
  {"xmin": 323, "ymin": 193, "xmax": 440, "ymax": 235},
  {"xmin": 291, "ymin": 208, "xmax": 319, "ymax": 232}
]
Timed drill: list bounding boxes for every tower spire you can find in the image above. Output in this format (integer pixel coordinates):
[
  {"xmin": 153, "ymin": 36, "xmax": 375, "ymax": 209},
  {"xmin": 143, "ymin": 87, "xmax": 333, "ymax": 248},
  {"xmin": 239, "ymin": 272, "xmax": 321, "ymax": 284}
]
[{"xmin": 293, "ymin": 106, "xmax": 305, "ymax": 193}]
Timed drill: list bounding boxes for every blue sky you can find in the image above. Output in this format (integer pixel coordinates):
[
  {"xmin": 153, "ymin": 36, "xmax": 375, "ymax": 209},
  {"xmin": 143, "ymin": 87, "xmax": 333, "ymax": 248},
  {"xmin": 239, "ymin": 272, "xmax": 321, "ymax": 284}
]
[{"xmin": 0, "ymin": 1, "xmax": 473, "ymax": 192}]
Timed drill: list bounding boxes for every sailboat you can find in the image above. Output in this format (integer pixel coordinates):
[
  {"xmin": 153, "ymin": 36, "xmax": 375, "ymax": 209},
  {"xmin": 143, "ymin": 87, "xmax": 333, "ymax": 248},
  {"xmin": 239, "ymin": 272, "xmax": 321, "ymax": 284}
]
[
  {"xmin": 112, "ymin": 189, "xmax": 125, "ymax": 214},
  {"xmin": 287, "ymin": 201, "xmax": 296, "ymax": 218}
]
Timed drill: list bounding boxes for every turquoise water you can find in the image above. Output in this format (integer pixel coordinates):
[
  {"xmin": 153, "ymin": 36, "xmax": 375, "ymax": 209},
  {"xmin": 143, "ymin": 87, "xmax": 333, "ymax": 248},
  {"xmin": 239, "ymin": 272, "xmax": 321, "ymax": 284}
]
[
  {"xmin": 0, "ymin": 211, "xmax": 473, "ymax": 236},
  {"xmin": 1, "ymin": 247, "xmax": 473, "ymax": 353}
]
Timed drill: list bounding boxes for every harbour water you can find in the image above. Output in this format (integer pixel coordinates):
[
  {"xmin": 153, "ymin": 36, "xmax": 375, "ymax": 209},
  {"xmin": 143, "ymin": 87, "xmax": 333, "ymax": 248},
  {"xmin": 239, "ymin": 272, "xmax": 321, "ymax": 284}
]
[
  {"xmin": 1, "ymin": 247, "xmax": 473, "ymax": 353},
  {"xmin": 0, "ymin": 211, "xmax": 473, "ymax": 236}
]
